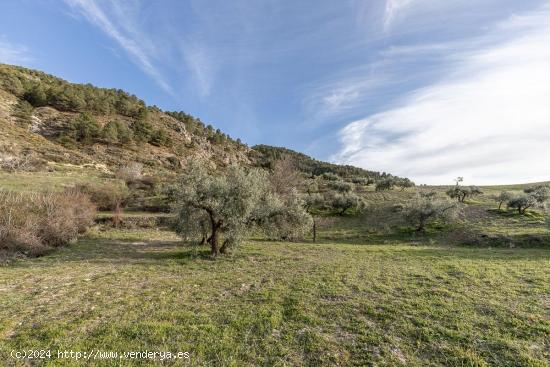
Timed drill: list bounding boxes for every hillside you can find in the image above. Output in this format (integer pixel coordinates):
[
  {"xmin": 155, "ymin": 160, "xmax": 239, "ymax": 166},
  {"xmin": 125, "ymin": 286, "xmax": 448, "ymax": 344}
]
[
  {"xmin": 0, "ymin": 64, "xmax": 395, "ymax": 183},
  {"xmin": 0, "ymin": 64, "xmax": 250, "ymax": 177},
  {"xmin": 252, "ymin": 144, "xmax": 392, "ymax": 180}
]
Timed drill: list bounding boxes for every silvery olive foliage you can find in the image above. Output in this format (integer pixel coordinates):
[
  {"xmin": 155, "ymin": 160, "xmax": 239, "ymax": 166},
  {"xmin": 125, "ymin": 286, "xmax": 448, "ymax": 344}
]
[
  {"xmin": 173, "ymin": 162, "xmax": 311, "ymax": 256},
  {"xmin": 402, "ymin": 192, "xmax": 461, "ymax": 232},
  {"xmin": 507, "ymin": 185, "xmax": 550, "ymax": 215}
]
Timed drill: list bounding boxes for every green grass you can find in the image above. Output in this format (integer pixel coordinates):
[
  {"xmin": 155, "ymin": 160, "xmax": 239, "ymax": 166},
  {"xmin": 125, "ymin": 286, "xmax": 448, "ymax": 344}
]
[
  {"xmin": 0, "ymin": 170, "xmax": 117, "ymax": 192},
  {"xmin": 1, "ymin": 228, "xmax": 548, "ymax": 366}
]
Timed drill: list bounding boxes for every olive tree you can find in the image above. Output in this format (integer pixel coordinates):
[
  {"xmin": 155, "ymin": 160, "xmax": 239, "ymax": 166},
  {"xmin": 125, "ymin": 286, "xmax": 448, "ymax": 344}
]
[
  {"xmin": 173, "ymin": 163, "xmax": 311, "ymax": 256},
  {"xmin": 351, "ymin": 177, "xmax": 374, "ymax": 186},
  {"xmin": 329, "ymin": 192, "xmax": 365, "ymax": 216},
  {"xmin": 395, "ymin": 178, "xmax": 415, "ymax": 191},
  {"xmin": 524, "ymin": 185, "xmax": 550, "ymax": 205},
  {"xmin": 507, "ymin": 194, "xmax": 537, "ymax": 215},
  {"xmin": 493, "ymin": 191, "xmax": 512, "ymax": 210},
  {"xmin": 375, "ymin": 178, "xmax": 394, "ymax": 191},
  {"xmin": 507, "ymin": 185, "xmax": 550, "ymax": 215},
  {"xmin": 402, "ymin": 192, "xmax": 460, "ymax": 232},
  {"xmin": 321, "ymin": 172, "xmax": 340, "ymax": 181},
  {"xmin": 446, "ymin": 185, "xmax": 482, "ymax": 203},
  {"xmin": 327, "ymin": 180, "xmax": 354, "ymax": 193}
]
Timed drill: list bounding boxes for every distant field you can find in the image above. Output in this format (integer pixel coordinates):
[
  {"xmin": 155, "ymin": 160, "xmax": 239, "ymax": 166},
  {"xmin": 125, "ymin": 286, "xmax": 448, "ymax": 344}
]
[
  {"xmin": 481, "ymin": 182, "xmax": 550, "ymax": 191},
  {"xmin": 1, "ymin": 228, "xmax": 548, "ymax": 366}
]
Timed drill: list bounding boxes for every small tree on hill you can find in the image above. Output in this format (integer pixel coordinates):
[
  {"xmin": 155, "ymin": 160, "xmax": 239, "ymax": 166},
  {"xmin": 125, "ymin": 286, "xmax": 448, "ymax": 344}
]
[
  {"xmin": 507, "ymin": 185, "xmax": 550, "ymax": 214},
  {"xmin": 322, "ymin": 172, "xmax": 340, "ymax": 181},
  {"xmin": 351, "ymin": 177, "xmax": 373, "ymax": 186},
  {"xmin": 132, "ymin": 119, "xmax": 153, "ymax": 142},
  {"xmin": 395, "ymin": 178, "xmax": 415, "ymax": 191},
  {"xmin": 493, "ymin": 191, "xmax": 512, "ymax": 210},
  {"xmin": 327, "ymin": 180, "xmax": 354, "ymax": 193},
  {"xmin": 524, "ymin": 185, "xmax": 550, "ymax": 205},
  {"xmin": 403, "ymin": 192, "xmax": 460, "ymax": 232},
  {"xmin": 375, "ymin": 178, "xmax": 394, "ymax": 191},
  {"xmin": 507, "ymin": 194, "xmax": 537, "ymax": 215},
  {"xmin": 329, "ymin": 192, "xmax": 365, "ymax": 216},
  {"xmin": 65, "ymin": 113, "xmax": 101, "ymax": 144},
  {"xmin": 446, "ymin": 185, "xmax": 483, "ymax": 203}
]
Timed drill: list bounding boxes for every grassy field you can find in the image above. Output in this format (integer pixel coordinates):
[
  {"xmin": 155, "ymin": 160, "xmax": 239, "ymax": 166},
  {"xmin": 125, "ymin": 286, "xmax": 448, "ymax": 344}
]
[
  {"xmin": 1, "ymin": 227, "xmax": 549, "ymax": 366},
  {"xmin": 0, "ymin": 169, "xmax": 116, "ymax": 192}
]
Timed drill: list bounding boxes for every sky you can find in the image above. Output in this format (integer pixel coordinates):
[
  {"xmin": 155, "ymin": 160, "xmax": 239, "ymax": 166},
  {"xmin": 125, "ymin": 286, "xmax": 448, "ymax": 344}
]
[{"xmin": 1, "ymin": 0, "xmax": 549, "ymax": 185}]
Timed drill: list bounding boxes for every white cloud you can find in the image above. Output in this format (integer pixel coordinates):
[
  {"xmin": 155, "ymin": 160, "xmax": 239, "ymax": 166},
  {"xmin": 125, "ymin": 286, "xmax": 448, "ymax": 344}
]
[
  {"xmin": 181, "ymin": 44, "xmax": 215, "ymax": 98},
  {"xmin": 333, "ymin": 5, "xmax": 550, "ymax": 185},
  {"xmin": 383, "ymin": 0, "xmax": 417, "ymax": 29},
  {"xmin": 0, "ymin": 38, "xmax": 31, "ymax": 65},
  {"xmin": 64, "ymin": 0, "xmax": 173, "ymax": 94}
]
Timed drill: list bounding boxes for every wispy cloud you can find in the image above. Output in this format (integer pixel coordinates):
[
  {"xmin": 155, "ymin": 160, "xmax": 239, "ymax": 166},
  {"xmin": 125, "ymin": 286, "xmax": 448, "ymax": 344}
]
[
  {"xmin": 383, "ymin": 0, "xmax": 417, "ymax": 30},
  {"xmin": 303, "ymin": 72, "xmax": 388, "ymax": 120},
  {"xmin": 333, "ymin": 4, "xmax": 550, "ymax": 185},
  {"xmin": 64, "ymin": 0, "xmax": 173, "ymax": 94},
  {"xmin": 0, "ymin": 38, "xmax": 31, "ymax": 65}
]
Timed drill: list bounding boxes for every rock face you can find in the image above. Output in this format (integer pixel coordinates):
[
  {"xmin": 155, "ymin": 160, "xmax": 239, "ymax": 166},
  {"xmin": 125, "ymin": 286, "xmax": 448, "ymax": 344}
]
[{"xmin": 0, "ymin": 64, "xmax": 251, "ymax": 175}]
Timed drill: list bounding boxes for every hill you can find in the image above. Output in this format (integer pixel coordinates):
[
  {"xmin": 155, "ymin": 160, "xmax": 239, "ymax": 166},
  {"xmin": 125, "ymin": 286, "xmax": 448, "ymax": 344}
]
[
  {"xmin": 0, "ymin": 64, "xmax": 395, "ymax": 184},
  {"xmin": 0, "ymin": 64, "xmax": 250, "ymax": 177},
  {"xmin": 251, "ymin": 144, "xmax": 392, "ymax": 180}
]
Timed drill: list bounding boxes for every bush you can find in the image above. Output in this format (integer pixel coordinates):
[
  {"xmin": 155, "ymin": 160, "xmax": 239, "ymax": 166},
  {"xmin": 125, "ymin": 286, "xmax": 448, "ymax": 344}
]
[
  {"xmin": 507, "ymin": 186, "xmax": 549, "ymax": 215},
  {"xmin": 0, "ymin": 190, "xmax": 96, "ymax": 257},
  {"xmin": 375, "ymin": 178, "xmax": 395, "ymax": 191},
  {"xmin": 403, "ymin": 192, "xmax": 460, "ymax": 232},
  {"xmin": 329, "ymin": 192, "xmax": 365, "ymax": 215},
  {"xmin": 101, "ymin": 120, "xmax": 133, "ymax": 144},
  {"xmin": 322, "ymin": 172, "xmax": 340, "ymax": 181},
  {"xmin": 62, "ymin": 113, "xmax": 102, "ymax": 144},
  {"xmin": 131, "ymin": 118, "xmax": 153, "ymax": 142},
  {"xmin": 115, "ymin": 162, "xmax": 144, "ymax": 183},
  {"xmin": 446, "ymin": 185, "xmax": 483, "ymax": 203},
  {"xmin": 327, "ymin": 181, "xmax": 353, "ymax": 193},
  {"xmin": 13, "ymin": 100, "xmax": 34, "ymax": 125},
  {"xmin": 149, "ymin": 128, "xmax": 171, "ymax": 147},
  {"xmin": 75, "ymin": 182, "xmax": 129, "ymax": 211},
  {"xmin": 351, "ymin": 177, "xmax": 373, "ymax": 186}
]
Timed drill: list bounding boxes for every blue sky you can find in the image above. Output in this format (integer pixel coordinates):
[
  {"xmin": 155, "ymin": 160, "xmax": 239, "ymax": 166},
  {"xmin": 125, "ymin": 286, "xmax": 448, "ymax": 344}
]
[{"xmin": 1, "ymin": 0, "xmax": 549, "ymax": 184}]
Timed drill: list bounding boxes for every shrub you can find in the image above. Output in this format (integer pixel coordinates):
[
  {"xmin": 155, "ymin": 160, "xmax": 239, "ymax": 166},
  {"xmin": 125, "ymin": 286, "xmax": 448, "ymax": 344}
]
[
  {"xmin": 62, "ymin": 113, "xmax": 102, "ymax": 144},
  {"xmin": 322, "ymin": 172, "xmax": 340, "ymax": 181},
  {"xmin": 493, "ymin": 191, "xmax": 513, "ymax": 210},
  {"xmin": 131, "ymin": 118, "xmax": 153, "ymax": 142},
  {"xmin": 506, "ymin": 186, "xmax": 550, "ymax": 215},
  {"xmin": 149, "ymin": 128, "xmax": 171, "ymax": 147},
  {"xmin": 0, "ymin": 190, "xmax": 96, "ymax": 257},
  {"xmin": 375, "ymin": 178, "xmax": 395, "ymax": 191},
  {"xmin": 329, "ymin": 192, "xmax": 365, "ymax": 215},
  {"xmin": 403, "ymin": 192, "xmax": 460, "ymax": 232},
  {"xmin": 446, "ymin": 185, "xmax": 483, "ymax": 203},
  {"xmin": 36, "ymin": 190, "xmax": 96, "ymax": 246},
  {"xmin": 395, "ymin": 178, "xmax": 415, "ymax": 191},
  {"xmin": 115, "ymin": 162, "xmax": 144, "ymax": 183},
  {"xmin": 351, "ymin": 177, "xmax": 373, "ymax": 186},
  {"xmin": 327, "ymin": 181, "xmax": 354, "ymax": 193},
  {"xmin": 13, "ymin": 100, "xmax": 34, "ymax": 125},
  {"xmin": 23, "ymin": 85, "xmax": 48, "ymax": 107},
  {"xmin": 507, "ymin": 194, "xmax": 537, "ymax": 215},
  {"xmin": 75, "ymin": 182, "xmax": 129, "ymax": 211}
]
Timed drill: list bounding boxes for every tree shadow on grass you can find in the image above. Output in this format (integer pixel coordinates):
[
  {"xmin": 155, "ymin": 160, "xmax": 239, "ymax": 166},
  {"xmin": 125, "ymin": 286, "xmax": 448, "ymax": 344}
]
[{"xmin": 6, "ymin": 236, "xmax": 218, "ymax": 268}]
